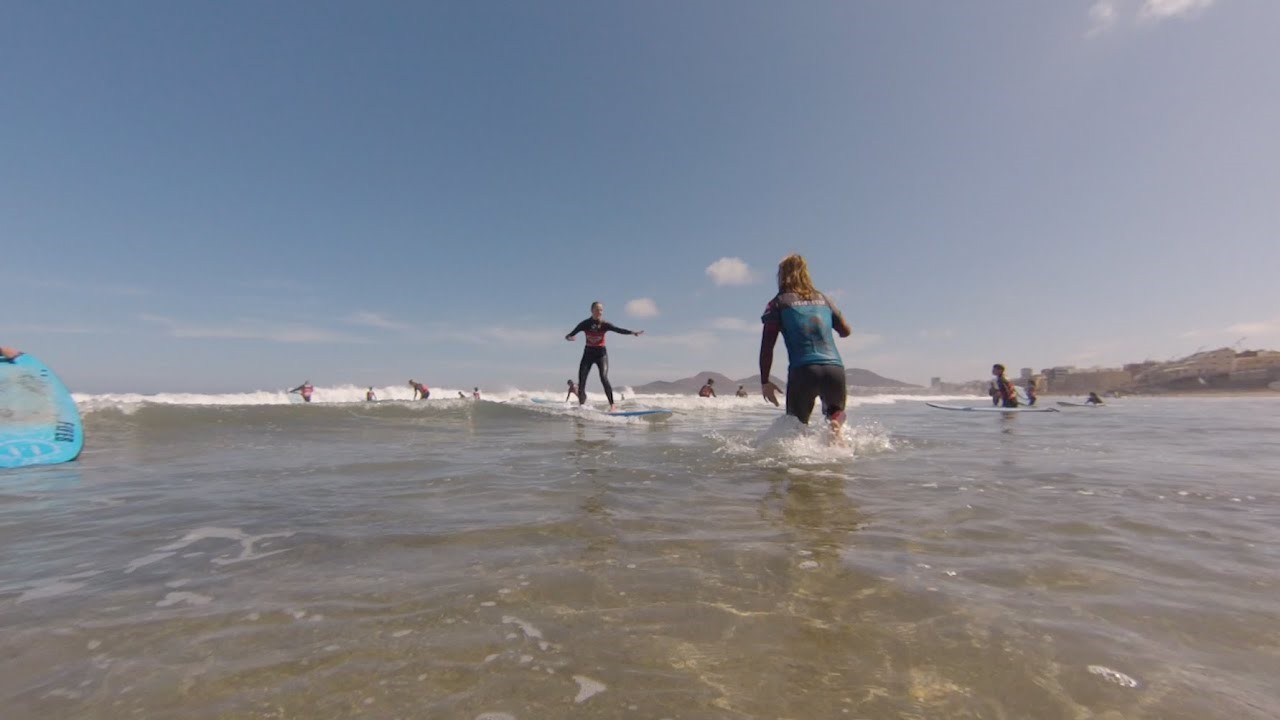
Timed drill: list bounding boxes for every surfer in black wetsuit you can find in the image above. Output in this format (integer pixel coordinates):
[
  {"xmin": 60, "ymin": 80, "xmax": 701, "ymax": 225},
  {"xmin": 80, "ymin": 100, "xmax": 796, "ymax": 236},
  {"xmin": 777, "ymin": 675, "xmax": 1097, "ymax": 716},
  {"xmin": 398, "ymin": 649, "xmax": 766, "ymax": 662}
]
[
  {"xmin": 991, "ymin": 364, "xmax": 1019, "ymax": 408},
  {"xmin": 565, "ymin": 301, "xmax": 644, "ymax": 411}
]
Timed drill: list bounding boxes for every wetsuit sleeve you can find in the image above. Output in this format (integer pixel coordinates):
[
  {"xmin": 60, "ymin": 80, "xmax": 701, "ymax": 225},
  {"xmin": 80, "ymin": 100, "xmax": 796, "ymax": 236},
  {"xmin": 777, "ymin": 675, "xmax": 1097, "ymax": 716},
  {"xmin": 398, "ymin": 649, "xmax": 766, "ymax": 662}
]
[
  {"xmin": 823, "ymin": 294, "xmax": 852, "ymax": 337},
  {"xmin": 602, "ymin": 322, "xmax": 635, "ymax": 335},
  {"xmin": 760, "ymin": 297, "xmax": 781, "ymax": 328},
  {"xmin": 566, "ymin": 319, "xmax": 591, "ymax": 337},
  {"xmin": 760, "ymin": 297, "xmax": 781, "ymax": 383}
]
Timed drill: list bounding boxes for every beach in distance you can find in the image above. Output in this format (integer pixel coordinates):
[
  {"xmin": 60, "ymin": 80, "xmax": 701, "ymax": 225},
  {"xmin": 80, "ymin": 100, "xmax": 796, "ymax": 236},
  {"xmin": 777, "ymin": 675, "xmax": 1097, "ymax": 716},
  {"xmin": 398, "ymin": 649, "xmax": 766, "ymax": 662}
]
[{"xmin": 2, "ymin": 389, "xmax": 1278, "ymax": 719}]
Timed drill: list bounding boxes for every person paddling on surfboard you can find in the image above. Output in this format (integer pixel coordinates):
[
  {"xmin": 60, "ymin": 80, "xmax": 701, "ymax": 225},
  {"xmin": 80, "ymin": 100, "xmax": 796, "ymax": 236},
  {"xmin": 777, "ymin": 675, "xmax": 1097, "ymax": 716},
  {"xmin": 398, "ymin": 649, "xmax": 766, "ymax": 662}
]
[
  {"xmin": 565, "ymin": 301, "xmax": 643, "ymax": 412},
  {"xmin": 991, "ymin": 365, "xmax": 1019, "ymax": 408},
  {"xmin": 288, "ymin": 381, "xmax": 315, "ymax": 403},
  {"xmin": 759, "ymin": 254, "xmax": 852, "ymax": 434},
  {"xmin": 1085, "ymin": 392, "xmax": 1104, "ymax": 405},
  {"xmin": 1, "ymin": 346, "xmax": 23, "ymax": 362}
]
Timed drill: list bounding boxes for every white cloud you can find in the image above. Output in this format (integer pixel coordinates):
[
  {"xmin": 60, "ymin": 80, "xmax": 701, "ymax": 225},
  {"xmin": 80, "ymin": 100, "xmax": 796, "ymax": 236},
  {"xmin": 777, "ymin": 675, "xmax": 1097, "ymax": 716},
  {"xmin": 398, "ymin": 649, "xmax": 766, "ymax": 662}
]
[
  {"xmin": 1226, "ymin": 320, "xmax": 1280, "ymax": 337},
  {"xmin": 625, "ymin": 298, "xmax": 660, "ymax": 318},
  {"xmin": 705, "ymin": 257, "xmax": 754, "ymax": 286},
  {"xmin": 1141, "ymin": 0, "xmax": 1216, "ymax": 20},
  {"xmin": 140, "ymin": 314, "xmax": 365, "ymax": 344},
  {"xmin": 345, "ymin": 311, "xmax": 409, "ymax": 331},
  {"xmin": 1088, "ymin": 1, "xmax": 1118, "ymax": 34},
  {"xmin": 711, "ymin": 317, "xmax": 755, "ymax": 333},
  {"xmin": 1087, "ymin": 0, "xmax": 1218, "ymax": 35}
]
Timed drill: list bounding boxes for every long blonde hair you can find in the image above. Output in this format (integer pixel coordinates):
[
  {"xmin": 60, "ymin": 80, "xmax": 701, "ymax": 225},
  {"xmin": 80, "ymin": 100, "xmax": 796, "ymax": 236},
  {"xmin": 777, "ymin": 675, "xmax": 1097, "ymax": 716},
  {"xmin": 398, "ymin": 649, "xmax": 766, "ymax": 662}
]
[{"xmin": 776, "ymin": 254, "xmax": 818, "ymax": 300}]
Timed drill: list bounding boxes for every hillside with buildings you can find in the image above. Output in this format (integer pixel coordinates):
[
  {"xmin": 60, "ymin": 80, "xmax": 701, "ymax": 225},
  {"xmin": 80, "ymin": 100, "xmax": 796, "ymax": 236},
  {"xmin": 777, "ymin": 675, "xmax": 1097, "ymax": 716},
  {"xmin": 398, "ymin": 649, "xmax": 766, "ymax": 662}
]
[{"xmin": 931, "ymin": 347, "xmax": 1280, "ymax": 395}]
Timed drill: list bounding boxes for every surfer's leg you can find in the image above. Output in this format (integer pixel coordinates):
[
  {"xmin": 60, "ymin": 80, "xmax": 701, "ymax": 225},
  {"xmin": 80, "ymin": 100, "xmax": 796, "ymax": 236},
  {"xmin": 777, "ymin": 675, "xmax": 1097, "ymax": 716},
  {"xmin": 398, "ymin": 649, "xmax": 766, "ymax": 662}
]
[
  {"xmin": 577, "ymin": 354, "xmax": 592, "ymax": 405},
  {"xmin": 597, "ymin": 352, "xmax": 615, "ymax": 407},
  {"xmin": 817, "ymin": 365, "xmax": 848, "ymax": 434},
  {"xmin": 786, "ymin": 367, "xmax": 819, "ymax": 424}
]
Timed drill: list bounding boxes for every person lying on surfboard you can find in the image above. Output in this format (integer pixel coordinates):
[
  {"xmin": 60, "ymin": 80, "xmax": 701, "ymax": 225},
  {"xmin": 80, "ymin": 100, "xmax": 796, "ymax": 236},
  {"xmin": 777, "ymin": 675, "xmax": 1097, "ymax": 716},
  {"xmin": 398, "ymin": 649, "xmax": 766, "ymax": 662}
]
[
  {"xmin": 1, "ymin": 346, "xmax": 23, "ymax": 362},
  {"xmin": 565, "ymin": 301, "xmax": 644, "ymax": 412},
  {"xmin": 759, "ymin": 254, "xmax": 852, "ymax": 434},
  {"xmin": 991, "ymin": 365, "xmax": 1019, "ymax": 408},
  {"xmin": 1085, "ymin": 392, "xmax": 1105, "ymax": 405}
]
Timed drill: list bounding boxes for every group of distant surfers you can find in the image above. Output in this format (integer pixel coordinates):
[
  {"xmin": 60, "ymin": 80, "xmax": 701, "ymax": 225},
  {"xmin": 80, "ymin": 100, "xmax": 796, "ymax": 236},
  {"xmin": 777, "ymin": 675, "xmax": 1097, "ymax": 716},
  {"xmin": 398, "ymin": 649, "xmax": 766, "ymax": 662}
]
[
  {"xmin": 988, "ymin": 365, "xmax": 1104, "ymax": 408},
  {"xmin": 280, "ymin": 255, "xmax": 853, "ymax": 430}
]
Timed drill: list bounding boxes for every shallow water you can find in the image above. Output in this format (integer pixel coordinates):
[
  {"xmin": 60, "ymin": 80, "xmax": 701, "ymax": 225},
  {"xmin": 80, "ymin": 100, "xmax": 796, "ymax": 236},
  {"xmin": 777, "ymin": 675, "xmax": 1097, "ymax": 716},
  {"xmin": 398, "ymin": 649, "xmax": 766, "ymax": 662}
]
[{"xmin": 2, "ymin": 393, "xmax": 1278, "ymax": 719}]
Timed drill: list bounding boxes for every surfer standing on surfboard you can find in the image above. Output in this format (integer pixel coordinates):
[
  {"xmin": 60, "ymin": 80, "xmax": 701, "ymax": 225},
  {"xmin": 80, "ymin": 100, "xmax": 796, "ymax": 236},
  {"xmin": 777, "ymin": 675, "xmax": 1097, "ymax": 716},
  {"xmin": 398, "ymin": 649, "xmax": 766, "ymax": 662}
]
[
  {"xmin": 759, "ymin": 254, "xmax": 852, "ymax": 432},
  {"xmin": 565, "ymin": 301, "xmax": 643, "ymax": 412}
]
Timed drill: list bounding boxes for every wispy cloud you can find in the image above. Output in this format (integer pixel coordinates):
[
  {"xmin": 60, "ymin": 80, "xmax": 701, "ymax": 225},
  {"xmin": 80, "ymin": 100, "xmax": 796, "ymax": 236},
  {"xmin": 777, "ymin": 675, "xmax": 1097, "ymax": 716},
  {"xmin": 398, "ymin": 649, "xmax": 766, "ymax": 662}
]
[
  {"xmin": 0, "ymin": 324, "xmax": 106, "ymax": 335},
  {"xmin": 841, "ymin": 332, "xmax": 884, "ymax": 353},
  {"xmin": 625, "ymin": 298, "xmax": 660, "ymax": 319},
  {"xmin": 1088, "ymin": 0, "xmax": 1218, "ymax": 35},
  {"xmin": 705, "ymin": 257, "xmax": 754, "ymax": 286},
  {"xmin": 1226, "ymin": 320, "xmax": 1280, "ymax": 337},
  {"xmin": 1141, "ymin": 0, "xmax": 1217, "ymax": 20},
  {"xmin": 641, "ymin": 331, "xmax": 720, "ymax": 351},
  {"xmin": 711, "ymin": 317, "xmax": 755, "ymax": 333},
  {"xmin": 140, "ymin": 314, "xmax": 366, "ymax": 344},
  {"xmin": 344, "ymin": 311, "xmax": 410, "ymax": 331}
]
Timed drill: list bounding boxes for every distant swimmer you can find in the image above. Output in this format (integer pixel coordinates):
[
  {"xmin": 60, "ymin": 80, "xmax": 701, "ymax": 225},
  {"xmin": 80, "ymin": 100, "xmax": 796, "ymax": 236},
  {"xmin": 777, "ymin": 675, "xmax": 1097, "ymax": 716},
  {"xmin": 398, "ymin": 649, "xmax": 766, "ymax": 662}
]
[
  {"xmin": 0, "ymin": 346, "xmax": 23, "ymax": 362},
  {"xmin": 366, "ymin": 386, "xmax": 377, "ymax": 402},
  {"xmin": 698, "ymin": 378, "xmax": 716, "ymax": 398},
  {"xmin": 991, "ymin": 364, "xmax": 1019, "ymax": 408},
  {"xmin": 288, "ymin": 380, "xmax": 315, "ymax": 403},
  {"xmin": 1025, "ymin": 379, "xmax": 1038, "ymax": 406},
  {"xmin": 759, "ymin": 254, "xmax": 852, "ymax": 432},
  {"xmin": 458, "ymin": 391, "xmax": 467, "ymax": 398},
  {"xmin": 1085, "ymin": 392, "xmax": 1105, "ymax": 405},
  {"xmin": 736, "ymin": 385, "xmax": 748, "ymax": 397},
  {"xmin": 409, "ymin": 380, "xmax": 430, "ymax": 400},
  {"xmin": 565, "ymin": 301, "xmax": 643, "ymax": 412},
  {"xmin": 473, "ymin": 387, "xmax": 481, "ymax": 400},
  {"xmin": 565, "ymin": 379, "xmax": 578, "ymax": 402}
]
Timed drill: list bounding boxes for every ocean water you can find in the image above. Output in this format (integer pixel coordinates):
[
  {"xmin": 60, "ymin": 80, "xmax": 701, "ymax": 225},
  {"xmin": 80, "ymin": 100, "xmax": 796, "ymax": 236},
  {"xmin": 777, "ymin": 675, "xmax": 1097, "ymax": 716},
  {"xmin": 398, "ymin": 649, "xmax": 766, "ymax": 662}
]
[{"xmin": 2, "ymin": 389, "xmax": 1279, "ymax": 719}]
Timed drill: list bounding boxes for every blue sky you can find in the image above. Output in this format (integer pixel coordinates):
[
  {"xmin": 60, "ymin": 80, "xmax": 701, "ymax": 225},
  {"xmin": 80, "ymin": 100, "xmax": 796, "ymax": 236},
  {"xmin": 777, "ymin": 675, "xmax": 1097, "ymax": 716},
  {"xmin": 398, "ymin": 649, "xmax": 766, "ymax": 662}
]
[{"xmin": 4, "ymin": 0, "xmax": 1278, "ymax": 393}]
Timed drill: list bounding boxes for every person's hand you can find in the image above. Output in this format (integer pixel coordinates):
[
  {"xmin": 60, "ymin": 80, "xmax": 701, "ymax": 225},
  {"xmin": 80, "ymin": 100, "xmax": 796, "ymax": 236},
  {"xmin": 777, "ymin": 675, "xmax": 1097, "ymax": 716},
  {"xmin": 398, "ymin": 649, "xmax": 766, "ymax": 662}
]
[
  {"xmin": 565, "ymin": 334, "xmax": 574, "ymax": 341},
  {"xmin": 634, "ymin": 330, "xmax": 644, "ymax": 337},
  {"xmin": 762, "ymin": 381, "xmax": 781, "ymax": 407}
]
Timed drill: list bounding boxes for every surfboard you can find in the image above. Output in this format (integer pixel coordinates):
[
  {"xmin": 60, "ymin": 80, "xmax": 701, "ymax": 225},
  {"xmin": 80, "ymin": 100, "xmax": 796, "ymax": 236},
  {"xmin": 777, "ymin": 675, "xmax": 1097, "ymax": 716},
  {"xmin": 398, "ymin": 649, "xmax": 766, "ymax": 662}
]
[
  {"xmin": 605, "ymin": 409, "xmax": 673, "ymax": 418},
  {"xmin": 1056, "ymin": 401, "xmax": 1104, "ymax": 408},
  {"xmin": 0, "ymin": 354, "xmax": 85, "ymax": 468},
  {"xmin": 925, "ymin": 402, "xmax": 1058, "ymax": 413}
]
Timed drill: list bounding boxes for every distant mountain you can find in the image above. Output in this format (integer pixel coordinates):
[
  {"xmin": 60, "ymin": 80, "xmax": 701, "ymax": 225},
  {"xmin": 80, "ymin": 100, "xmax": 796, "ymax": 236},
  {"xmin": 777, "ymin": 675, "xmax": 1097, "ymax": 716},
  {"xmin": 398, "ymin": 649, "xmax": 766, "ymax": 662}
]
[{"xmin": 631, "ymin": 368, "xmax": 918, "ymax": 395}]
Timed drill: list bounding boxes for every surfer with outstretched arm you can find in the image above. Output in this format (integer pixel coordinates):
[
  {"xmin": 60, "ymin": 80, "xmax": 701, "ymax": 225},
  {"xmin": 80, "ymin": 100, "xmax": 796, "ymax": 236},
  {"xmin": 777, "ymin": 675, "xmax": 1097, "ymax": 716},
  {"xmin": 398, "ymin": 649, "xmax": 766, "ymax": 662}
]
[
  {"xmin": 758, "ymin": 254, "xmax": 852, "ymax": 434},
  {"xmin": 565, "ymin": 301, "xmax": 643, "ymax": 412},
  {"xmin": 288, "ymin": 380, "xmax": 315, "ymax": 403},
  {"xmin": 1, "ymin": 346, "xmax": 23, "ymax": 362}
]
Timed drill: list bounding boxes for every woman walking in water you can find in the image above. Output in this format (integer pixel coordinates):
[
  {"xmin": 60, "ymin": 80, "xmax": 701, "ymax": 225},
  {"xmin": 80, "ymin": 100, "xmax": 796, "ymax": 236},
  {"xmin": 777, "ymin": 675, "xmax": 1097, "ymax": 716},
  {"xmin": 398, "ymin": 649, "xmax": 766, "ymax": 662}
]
[
  {"xmin": 565, "ymin": 301, "xmax": 643, "ymax": 411},
  {"xmin": 759, "ymin": 254, "xmax": 852, "ymax": 433}
]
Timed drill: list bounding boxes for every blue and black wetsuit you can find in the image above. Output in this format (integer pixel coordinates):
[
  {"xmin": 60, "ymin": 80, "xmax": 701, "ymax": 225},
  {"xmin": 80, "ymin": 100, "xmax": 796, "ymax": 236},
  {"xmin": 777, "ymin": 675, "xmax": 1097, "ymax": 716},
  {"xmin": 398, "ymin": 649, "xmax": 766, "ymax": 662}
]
[
  {"xmin": 567, "ymin": 319, "xmax": 636, "ymax": 406},
  {"xmin": 760, "ymin": 292, "xmax": 849, "ymax": 424}
]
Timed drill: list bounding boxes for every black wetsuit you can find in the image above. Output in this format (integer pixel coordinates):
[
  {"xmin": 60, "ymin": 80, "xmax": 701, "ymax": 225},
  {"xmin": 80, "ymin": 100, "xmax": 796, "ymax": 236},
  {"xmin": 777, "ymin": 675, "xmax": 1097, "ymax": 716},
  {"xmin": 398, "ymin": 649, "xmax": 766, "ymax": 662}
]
[{"xmin": 567, "ymin": 318, "xmax": 636, "ymax": 406}]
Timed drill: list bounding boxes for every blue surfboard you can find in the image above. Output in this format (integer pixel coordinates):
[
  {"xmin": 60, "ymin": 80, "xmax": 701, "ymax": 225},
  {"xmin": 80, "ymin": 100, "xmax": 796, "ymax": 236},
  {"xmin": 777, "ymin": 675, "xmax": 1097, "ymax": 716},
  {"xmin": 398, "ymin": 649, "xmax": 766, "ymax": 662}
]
[
  {"xmin": 0, "ymin": 354, "xmax": 85, "ymax": 468},
  {"xmin": 605, "ymin": 409, "xmax": 673, "ymax": 418}
]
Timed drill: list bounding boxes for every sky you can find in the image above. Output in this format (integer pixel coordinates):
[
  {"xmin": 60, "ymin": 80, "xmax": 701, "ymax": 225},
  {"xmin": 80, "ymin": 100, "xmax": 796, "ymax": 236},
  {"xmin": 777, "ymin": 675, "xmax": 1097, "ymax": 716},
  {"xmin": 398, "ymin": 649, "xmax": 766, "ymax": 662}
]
[{"xmin": 3, "ymin": 0, "xmax": 1278, "ymax": 393}]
